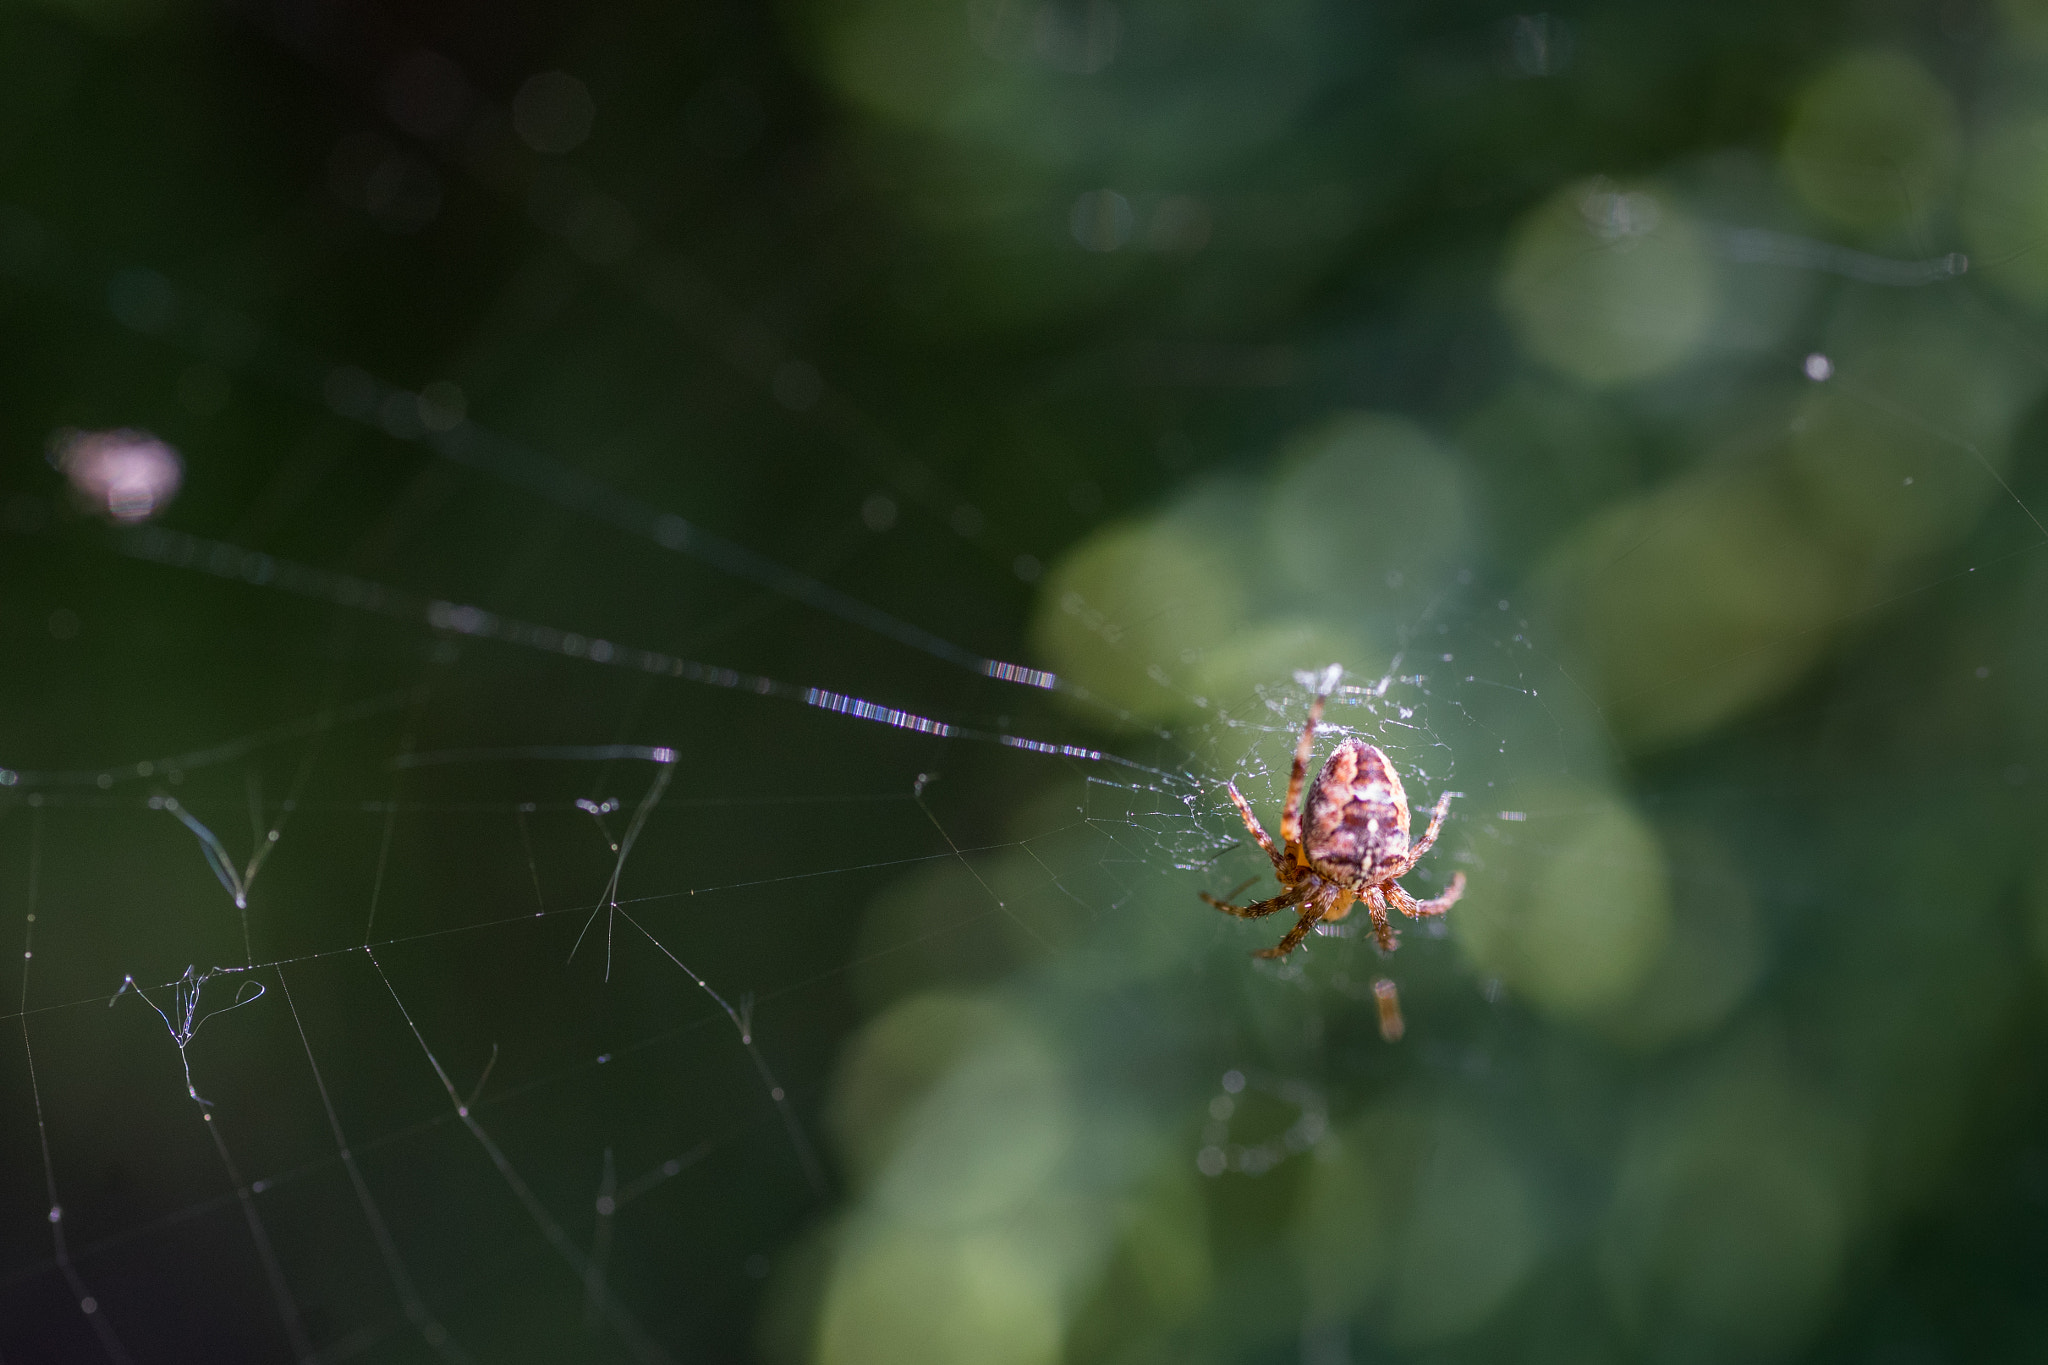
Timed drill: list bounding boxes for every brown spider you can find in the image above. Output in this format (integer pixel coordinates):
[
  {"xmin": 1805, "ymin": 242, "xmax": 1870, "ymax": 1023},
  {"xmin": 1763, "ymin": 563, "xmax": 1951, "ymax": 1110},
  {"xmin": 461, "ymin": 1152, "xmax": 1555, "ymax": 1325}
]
[{"xmin": 1202, "ymin": 685, "xmax": 1466, "ymax": 970}]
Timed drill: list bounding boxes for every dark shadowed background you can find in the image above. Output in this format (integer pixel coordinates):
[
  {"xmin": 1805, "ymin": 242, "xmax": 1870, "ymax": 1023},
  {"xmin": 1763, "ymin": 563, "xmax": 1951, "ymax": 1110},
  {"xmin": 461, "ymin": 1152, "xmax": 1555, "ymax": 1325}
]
[{"xmin": 5, "ymin": 0, "xmax": 2048, "ymax": 1361}]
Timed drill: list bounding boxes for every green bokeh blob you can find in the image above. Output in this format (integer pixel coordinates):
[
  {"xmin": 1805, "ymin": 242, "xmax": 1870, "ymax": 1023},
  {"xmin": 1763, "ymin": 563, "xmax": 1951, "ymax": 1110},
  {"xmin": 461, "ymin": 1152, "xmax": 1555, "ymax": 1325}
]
[
  {"xmin": 1602, "ymin": 1044, "xmax": 1858, "ymax": 1356},
  {"xmin": 1031, "ymin": 514, "xmax": 1248, "ymax": 726},
  {"xmin": 1064, "ymin": 1160, "xmax": 1215, "ymax": 1358},
  {"xmin": 1600, "ymin": 824, "xmax": 1766, "ymax": 1051},
  {"xmin": 1997, "ymin": 0, "xmax": 2048, "ymax": 47},
  {"xmin": 1455, "ymin": 782, "xmax": 1672, "ymax": 1020},
  {"xmin": 1963, "ymin": 110, "xmax": 2048, "ymax": 304},
  {"xmin": 1535, "ymin": 472, "xmax": 1843, "ymax": 749},
  {"xmin": 828, "ymin": 992, "xmax": 1013, "ymax": 1184},
  {"xmin": 869, "ymin": 1018, "xmax": 1076, "ymax": 1226},
  {"xmin": 1293, "ymin": 1096, "xmax": 1542, "ymax": 1344},
  {"xmin": 1790, "ymin": 391, "xmax": 2008, "ymax": 559},
  {"xmin": 1780, "ymin": 50, "xmax": 1960, "ymax": 229},
  {"xmin": 814, "ymin": 1229, "xmax": 1064, "ymax": 1365},
  {"xmin": 1191, "ymin": 617, "xmax": 1377, "ymax": 716},
  {"xmin": 1499, "ymin": 179, "xmax": 1714, "ymax": 386},
  {"xmin": 801, "ymin": 0, "xmax": 1324, "ymax": 172},
  {"xmin": 1791, "ymin": 292, "xmax": 2038, "ymax": 563},
  {"xmin": 1259, "ymin": 411, "xmax": 1477, "ymax": 610}
]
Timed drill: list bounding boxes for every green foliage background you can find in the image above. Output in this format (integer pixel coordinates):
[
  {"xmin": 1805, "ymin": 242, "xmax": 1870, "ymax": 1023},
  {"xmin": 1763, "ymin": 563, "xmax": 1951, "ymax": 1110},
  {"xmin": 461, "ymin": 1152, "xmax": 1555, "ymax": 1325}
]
[{"xmin": 4, "ymin": 0, "xmax": 2048, "ymax": 1361}]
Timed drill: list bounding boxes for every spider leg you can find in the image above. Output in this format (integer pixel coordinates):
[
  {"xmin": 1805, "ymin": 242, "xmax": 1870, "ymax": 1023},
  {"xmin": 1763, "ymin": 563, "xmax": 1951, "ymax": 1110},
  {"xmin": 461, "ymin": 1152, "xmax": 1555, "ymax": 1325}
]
[
  {"xmin": 1254, "ymin": 898, "xmax": 1329, "ymax": 958},
  {"xmin": 1384, "ymin": 790, "xmax": 1456, "ymax": 879},
  {"xmin": 1372, "ymin": 977, "xmax": 1405, "ymax": 1043},
  {"xmin": 1217, "ymin": 875, "xmax": 1261, "ymax": 904},
  {"xmin": 1202, "ymin": 887, "xmax": 1300, "ymax": 920},
  {"xmin": 1279, "ymin": 690, "xmax": 1328, "ymax": 868},
  {"xmin": 1386, "ymin": 873, "xmax": 1466, "ymax": 919},
  {"xmin": 1362, "ymin": 884, "xmax": 1398, "ymax": 954},
  {"xmin": 1223, "ymin": 782, "xmax": 1286, "ymax": 874}
]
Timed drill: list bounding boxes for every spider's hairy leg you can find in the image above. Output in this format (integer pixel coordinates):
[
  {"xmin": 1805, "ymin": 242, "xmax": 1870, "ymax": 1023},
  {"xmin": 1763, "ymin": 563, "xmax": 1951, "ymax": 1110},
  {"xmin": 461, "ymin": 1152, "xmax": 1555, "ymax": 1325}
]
[
  {"xmin": 1224, "ymin": 782, "xmax": 1285, "ymax": 873},
  {"xmin": 1389, "ymin": 790, "xmax": 1457, "ymax": 877},
  {"xmin": 1254, "ymin": 898, "xmax": 1329, "ymax": 958},
  {"xmin": 1363, "ymin": 884, "xmax": 1398, "ymax": 954},
  {"xmin": 1202, "ymin": 886, "xmax": 1301, "ymax": 920},
  {"xmin": 1216, "ymin": 875, "xmax": 1261, "ymax": 905},
  {"xmin": 1372, "ymin": 977, "xmax": 1405, "ymax": 1043},
  {"xmin": 1386, "ymin": 873, "xmax": 1466, "ymax": 919},
  {"xmin": 1279, "ymin": 690, "xmax": 1329, "ymax": 867}
]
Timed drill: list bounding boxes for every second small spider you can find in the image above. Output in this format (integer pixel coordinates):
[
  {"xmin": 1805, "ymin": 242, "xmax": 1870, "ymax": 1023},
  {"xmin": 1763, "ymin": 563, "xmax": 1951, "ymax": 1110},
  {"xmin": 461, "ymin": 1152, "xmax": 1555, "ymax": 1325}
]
[{"xmin": 1203, "ymin": 682, "xmax": 1465, "ymax": 960}]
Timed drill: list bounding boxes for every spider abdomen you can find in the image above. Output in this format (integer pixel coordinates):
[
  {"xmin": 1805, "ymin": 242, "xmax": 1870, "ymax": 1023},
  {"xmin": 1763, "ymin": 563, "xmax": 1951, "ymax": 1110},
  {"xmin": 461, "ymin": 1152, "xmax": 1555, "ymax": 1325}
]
[{"xmin": 1301, "ymin": 739, "xmax": 1413, "ymax": 887}]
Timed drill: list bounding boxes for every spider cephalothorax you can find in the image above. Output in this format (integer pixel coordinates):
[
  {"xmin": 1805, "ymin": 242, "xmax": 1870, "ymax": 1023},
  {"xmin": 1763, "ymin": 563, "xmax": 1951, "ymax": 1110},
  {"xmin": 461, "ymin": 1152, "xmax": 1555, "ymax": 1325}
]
[{"xmin": 1201, "ymin": 682, "xmax": 1465, "ymax": 1035}]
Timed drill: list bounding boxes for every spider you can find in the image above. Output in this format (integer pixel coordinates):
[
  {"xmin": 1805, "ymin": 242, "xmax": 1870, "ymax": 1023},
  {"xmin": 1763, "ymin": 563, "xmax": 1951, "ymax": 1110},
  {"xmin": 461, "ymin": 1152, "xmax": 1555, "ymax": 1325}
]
[{"xmin": 1202, "ymin": 684, "xmax": 1466, "ymax": 965}]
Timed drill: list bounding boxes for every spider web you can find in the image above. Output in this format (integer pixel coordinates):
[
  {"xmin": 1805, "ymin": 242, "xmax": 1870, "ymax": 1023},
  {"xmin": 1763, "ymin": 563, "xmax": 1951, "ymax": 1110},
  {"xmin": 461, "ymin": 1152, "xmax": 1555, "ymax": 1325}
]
[
  {"xmin": 0, "ymin": 299, "xmax": 1554, "ymax": 1363},
  {"xmin": 5, "ymin": 11, "xmax": 2048, "ymax": 1365}
]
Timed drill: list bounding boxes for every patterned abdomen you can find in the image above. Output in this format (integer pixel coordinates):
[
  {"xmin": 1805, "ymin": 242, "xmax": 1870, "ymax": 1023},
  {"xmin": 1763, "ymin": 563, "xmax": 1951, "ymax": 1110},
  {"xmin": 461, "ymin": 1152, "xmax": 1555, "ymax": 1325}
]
[{"xmin": 1301, "ymin": 739, "xmax": 1412, "ymax": 887}]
